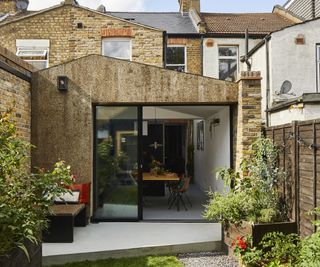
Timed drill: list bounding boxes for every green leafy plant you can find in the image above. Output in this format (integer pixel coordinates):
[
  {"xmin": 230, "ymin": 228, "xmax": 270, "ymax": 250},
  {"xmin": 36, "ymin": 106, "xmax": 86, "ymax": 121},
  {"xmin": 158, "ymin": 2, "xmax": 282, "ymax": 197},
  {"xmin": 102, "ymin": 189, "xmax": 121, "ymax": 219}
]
[
  {"xmin": 204, "ymin": 137, "xmax": 288, "ymax": 226},
  {"xmin": 299, "ymin": 208, "xmax": 320, "ymax": 267},
  {"xmin": 260, "ymin": 232, "xmax": 301, "ymax": 266},
  {"xmin": 150, "ymin": 159, "xmax": 166, "ymax": 175},
  {"xmin": 238, "ymin": 232, "xmax": 301, "ymax": 267},
  {"xmin": 0, "ymin": 110, "xmax": 74, "ymax": 259}
]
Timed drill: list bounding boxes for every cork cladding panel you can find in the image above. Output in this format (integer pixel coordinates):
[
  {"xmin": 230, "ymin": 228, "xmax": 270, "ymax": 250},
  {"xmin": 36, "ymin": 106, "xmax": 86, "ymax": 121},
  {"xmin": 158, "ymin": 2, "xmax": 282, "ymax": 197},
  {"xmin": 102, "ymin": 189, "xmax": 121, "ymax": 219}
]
[
  {"xmin": 0, "ymin": 5, "xmax": 163, "ymax": 68},
  {"xmin": 31, "ymin": 55, "xmax": 238, "ymax": 183}
]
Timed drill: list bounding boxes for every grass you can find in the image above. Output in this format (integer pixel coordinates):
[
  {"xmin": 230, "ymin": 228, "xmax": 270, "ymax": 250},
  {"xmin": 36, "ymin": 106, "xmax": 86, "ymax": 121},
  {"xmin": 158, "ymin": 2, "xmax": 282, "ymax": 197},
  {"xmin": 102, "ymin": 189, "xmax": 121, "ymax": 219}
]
[{"xmin": 50, "ymin": 256, "xmax": 183, "ymax": 267}]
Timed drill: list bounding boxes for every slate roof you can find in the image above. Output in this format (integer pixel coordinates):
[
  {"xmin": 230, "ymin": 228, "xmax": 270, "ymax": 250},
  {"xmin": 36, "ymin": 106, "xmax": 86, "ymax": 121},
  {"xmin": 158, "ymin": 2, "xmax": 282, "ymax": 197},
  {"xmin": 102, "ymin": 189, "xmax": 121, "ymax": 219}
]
[
  {"xmin": 108, "ymin": 12, "xmax": 198, "ymax": 34},
  {"xmin": 201, "ymin": 13, "xmax": 296, "ymax": 35},
  {"xmin": 0, "ymin": 11, "xmax": 36, "ymax": 24}
]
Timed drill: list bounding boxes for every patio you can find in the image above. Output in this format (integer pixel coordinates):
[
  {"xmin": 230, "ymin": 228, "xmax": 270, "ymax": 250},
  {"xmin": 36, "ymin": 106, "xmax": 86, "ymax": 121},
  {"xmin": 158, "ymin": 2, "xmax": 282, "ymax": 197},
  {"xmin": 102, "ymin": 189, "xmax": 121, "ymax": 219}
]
[{"xmin": 42, "ymin": 222, "xmax": 222, "ymax": 266}]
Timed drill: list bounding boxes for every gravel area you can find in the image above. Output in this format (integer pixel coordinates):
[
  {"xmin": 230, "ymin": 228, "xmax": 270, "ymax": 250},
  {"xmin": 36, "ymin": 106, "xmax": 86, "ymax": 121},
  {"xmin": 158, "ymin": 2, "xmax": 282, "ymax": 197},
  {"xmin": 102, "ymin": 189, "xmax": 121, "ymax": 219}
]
[{"xmin": 178, "ymin": 252, "xmax": 238, "ymax": 267}]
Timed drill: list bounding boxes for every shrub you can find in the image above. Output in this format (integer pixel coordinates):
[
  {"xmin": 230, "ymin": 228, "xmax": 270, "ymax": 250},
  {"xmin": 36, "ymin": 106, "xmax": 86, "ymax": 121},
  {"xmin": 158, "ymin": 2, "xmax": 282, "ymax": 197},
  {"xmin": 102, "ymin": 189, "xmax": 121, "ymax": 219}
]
[
  {"xmin": 0, "ymin": 110, "xmax": 74, "ymax": 259},
  {"xmin": 204, "ymin": 137, "xmax": 288, "ymax": 226}
]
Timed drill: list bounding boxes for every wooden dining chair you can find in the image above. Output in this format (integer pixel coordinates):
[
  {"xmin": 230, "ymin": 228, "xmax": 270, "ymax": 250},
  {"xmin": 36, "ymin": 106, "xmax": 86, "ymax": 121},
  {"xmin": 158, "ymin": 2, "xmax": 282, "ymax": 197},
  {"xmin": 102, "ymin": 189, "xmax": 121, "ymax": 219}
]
[{"xmin": 168, "ymin": 176, "xmax": 192, "ymax": 211}]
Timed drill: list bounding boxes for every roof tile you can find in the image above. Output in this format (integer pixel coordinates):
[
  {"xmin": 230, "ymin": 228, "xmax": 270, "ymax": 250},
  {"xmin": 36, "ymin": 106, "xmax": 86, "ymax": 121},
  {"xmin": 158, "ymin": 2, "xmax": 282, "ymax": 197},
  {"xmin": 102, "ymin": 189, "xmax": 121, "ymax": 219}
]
[{"xmin": 201, "ymin": 13, "xmax": 295, "ymax": 35}]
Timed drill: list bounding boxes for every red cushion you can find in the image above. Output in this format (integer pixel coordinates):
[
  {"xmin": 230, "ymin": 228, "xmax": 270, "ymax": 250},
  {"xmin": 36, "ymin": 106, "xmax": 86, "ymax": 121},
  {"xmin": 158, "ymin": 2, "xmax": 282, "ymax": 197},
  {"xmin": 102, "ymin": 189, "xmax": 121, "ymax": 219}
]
[{"xmin": 67, "ymin": 183, "xmax": 90, "ymax": 204}]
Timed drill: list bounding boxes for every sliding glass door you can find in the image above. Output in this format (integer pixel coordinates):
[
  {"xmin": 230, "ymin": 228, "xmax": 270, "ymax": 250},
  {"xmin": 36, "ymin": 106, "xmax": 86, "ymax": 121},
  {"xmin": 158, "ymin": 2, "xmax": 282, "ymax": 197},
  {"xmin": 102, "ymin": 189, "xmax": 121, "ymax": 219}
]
[{"xmin": 94, "ymin": 106, "xmax": 140, "ymax": 221}]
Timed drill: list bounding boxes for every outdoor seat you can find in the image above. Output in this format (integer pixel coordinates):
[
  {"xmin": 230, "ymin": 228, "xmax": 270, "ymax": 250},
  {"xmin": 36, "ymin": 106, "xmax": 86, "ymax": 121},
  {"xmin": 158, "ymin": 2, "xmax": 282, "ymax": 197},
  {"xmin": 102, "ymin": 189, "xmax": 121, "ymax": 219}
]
[
  {"xmin": 42, "ymin": 186, "xmax": 89, "ymax": 243},
  {"xmin": 168, "ymin": 176, "xmax": 192, "ymax": 211}
]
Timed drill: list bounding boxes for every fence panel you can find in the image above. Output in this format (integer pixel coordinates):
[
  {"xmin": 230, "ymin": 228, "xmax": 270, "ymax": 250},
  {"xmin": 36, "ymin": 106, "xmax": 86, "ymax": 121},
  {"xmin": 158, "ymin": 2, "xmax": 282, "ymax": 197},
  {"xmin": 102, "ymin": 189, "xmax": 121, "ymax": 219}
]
[{"xmin": 266, "ymin": 120, "xmax": 320, "ymax": 237}]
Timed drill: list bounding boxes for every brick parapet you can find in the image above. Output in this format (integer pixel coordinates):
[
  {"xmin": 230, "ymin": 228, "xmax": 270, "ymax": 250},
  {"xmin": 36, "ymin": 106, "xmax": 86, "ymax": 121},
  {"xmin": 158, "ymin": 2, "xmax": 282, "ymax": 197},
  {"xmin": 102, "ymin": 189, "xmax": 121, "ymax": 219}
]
[{"xmin": 236, "ymin": 71, "xmax": 262, "ymax": 173}]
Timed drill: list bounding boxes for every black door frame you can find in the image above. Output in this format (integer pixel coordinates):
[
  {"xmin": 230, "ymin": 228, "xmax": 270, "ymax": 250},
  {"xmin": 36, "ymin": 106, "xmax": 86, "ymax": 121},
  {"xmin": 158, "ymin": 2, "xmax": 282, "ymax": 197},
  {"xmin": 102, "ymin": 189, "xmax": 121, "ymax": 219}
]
[{"xmin": 92, "ymin": 103, "xmax": 234, "ymax": 222}]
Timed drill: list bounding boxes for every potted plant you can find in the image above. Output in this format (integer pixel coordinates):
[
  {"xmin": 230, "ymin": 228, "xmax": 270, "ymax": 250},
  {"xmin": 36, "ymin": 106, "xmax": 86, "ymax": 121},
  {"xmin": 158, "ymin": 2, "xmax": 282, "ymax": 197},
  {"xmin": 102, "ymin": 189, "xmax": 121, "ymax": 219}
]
[
  {"xmin": 0, "ymin": 110, "xmax": 74, "ymax": 267},
  {"xmin": 204, "ymin": 137, "xmax": 297, "ymax": 254}
]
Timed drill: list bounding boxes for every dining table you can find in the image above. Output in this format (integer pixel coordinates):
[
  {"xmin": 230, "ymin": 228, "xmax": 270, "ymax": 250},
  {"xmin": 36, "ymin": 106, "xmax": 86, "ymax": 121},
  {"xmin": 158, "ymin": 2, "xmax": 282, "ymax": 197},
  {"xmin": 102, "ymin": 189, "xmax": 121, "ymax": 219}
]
[{"xmin": 143, "ymin": 172, "xmax": 180, "ymax": 196}]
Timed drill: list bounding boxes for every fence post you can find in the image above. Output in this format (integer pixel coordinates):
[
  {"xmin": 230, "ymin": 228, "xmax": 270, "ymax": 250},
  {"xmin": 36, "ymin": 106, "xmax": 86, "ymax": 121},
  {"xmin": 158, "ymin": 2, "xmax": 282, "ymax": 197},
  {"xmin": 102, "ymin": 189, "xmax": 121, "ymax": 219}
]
[
  {"xmin": 292, "ymin": 120, "xmax": 299, "ymax": 234},
  {"xmin": 313, "ymin": 122, "xmax": 317, "ymax": 233}
]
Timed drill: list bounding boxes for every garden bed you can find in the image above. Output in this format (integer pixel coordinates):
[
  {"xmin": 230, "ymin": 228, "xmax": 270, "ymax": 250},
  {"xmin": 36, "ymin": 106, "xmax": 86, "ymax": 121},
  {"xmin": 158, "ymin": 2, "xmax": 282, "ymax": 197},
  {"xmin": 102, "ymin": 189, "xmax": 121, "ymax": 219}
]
[{"xmin": 224, "ymin": 221, "xmax": 297, "ymax": 255}]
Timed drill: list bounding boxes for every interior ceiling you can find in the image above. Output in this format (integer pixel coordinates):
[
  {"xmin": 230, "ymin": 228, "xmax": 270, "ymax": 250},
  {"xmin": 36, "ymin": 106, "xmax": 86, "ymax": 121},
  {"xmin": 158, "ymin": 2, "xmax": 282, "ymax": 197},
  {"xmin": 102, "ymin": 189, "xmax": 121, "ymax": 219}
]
[{"xmin": 157, "ymin": 106, "xmax": 227, "ymax": 118}]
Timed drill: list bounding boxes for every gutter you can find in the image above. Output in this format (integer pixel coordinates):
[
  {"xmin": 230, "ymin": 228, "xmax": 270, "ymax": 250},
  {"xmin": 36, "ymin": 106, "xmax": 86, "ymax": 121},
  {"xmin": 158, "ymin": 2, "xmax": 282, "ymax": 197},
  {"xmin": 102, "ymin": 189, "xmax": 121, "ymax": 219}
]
[
  {"xmin": 265, "ymin": 35, "xmax": 271, "ymax": 127},
  {"xmin": 163, "ymin": 31, "xmax": 168, "ymax": 69}
]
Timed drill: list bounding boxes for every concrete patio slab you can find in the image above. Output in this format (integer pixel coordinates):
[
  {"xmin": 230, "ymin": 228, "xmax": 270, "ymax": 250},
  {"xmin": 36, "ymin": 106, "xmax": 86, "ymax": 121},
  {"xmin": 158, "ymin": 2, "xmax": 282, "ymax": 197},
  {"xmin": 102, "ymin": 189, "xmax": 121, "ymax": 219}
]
[{"xmin": 43, "ymin": 222, "xmax": 222, "ymax": 266}]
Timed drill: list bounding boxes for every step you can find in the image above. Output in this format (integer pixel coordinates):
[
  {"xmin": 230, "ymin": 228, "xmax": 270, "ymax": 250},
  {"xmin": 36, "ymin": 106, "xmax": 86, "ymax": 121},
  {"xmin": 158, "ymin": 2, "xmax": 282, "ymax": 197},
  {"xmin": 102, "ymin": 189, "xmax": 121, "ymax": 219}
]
[{"xmin": 43, "ymin": 222, "xmax": 222, "ymax": 266}]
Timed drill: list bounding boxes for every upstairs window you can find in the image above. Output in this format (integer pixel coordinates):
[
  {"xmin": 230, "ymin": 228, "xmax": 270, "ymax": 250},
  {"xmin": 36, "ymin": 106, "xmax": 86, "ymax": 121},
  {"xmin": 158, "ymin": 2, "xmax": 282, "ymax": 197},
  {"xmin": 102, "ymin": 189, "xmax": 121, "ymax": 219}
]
[
  {"xmin": 16, "ymin": 39, "xmax": 49, "ymax": 70},
  {"xmin": 102, "ymin": 38, "xmax": 132, "ymax": 60},
  {"xmin": 166, "ymin": 46, "xmax": 186, "ymax": 72},
  {"xmin": 317, "ymin": 44, "xmax": 320, "ymax": 92},
  {"xmin": 218, "ymin": 46, "xmax": 238, "ymax": 82}
]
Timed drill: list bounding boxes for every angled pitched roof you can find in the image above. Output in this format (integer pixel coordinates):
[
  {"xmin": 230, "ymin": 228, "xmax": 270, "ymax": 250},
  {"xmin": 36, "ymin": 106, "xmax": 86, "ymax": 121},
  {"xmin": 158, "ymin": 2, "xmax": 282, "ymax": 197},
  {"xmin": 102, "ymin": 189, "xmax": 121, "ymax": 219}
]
[
  {"xmin": 201, "ymin": 12, "xmax": 296, "ymax": 35},
  {"xmin": 107, "ymin": 12, "xmax": 198, "ymax": 34},
  {"xmin": 0, "ymin": 4, "xmax": 162, "ymax": 31}
]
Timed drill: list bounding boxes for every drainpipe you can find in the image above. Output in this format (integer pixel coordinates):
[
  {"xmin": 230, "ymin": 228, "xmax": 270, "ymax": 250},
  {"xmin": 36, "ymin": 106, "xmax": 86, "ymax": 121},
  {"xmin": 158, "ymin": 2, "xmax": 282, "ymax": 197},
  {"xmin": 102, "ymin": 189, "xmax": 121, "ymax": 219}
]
[
  {"xmin": 200, "ymin": 35, "xmax": 204, "ymax": 76},
  {"xmin": 163, "ymin": 31, "xmax": 167, "ymax": 69},
  {"xmin": 244, "ymin": 29, "xmax": 252, "ymax": 71},
  {"xmin": 265, "ymin": 35, "xmax": 271, "ymax": 127},
  {"xmin": 312, "ymin": 0, "xmax": 316, "ymax": 19}
]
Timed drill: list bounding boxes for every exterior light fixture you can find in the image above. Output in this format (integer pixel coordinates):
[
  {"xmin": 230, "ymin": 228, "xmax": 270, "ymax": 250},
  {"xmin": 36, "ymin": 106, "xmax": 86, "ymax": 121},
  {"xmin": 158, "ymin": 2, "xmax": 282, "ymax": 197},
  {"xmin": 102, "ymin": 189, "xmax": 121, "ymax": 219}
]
[{"xmin": 57, "ymin": 76, "xmax": 68, "ymax": 91}]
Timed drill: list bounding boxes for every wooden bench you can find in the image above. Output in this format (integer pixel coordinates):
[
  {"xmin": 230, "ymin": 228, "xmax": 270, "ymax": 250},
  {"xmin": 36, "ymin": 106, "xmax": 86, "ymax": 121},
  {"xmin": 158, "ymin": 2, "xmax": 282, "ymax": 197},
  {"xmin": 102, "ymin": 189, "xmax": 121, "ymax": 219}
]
[{"xmin": 43, "ymin": 204, "xmax": 86, "ymax": 243}]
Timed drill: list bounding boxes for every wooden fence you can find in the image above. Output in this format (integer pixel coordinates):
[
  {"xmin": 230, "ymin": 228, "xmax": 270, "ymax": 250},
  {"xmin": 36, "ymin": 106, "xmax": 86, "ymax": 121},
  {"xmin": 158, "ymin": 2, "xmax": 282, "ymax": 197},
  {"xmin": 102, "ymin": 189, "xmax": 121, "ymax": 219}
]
[{"xmin": 265, "ymin": 119, "xmax": 320, "ymax": 237}]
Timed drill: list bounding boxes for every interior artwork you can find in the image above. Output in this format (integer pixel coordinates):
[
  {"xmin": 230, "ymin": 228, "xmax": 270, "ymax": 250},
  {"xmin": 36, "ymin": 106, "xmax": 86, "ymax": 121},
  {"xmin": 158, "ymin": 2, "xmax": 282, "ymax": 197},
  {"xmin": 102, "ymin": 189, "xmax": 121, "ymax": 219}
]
[{"xmin": 197, "ymin": 121, "xmax": 204, "ymax": 151}]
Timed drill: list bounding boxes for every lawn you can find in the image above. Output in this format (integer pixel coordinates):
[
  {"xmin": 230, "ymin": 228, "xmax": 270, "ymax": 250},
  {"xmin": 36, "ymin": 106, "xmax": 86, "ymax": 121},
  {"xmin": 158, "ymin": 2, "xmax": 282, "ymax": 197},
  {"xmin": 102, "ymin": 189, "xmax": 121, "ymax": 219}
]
[{"xmin": 50, "ymin": 256, "xmax": 183, "ymax": 267}]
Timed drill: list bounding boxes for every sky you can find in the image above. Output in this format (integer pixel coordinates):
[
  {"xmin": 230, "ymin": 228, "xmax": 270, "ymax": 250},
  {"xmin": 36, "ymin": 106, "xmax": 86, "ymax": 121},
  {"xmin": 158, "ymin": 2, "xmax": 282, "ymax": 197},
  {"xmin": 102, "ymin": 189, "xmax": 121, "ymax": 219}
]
[{"xmin": 27, "ymin": 0, "xmax": 286, "ymax": 13}]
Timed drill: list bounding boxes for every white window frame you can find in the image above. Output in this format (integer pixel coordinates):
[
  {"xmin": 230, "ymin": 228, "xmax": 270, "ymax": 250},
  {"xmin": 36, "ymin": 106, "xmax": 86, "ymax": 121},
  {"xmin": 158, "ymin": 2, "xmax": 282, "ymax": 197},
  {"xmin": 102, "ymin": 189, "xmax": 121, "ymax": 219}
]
[
  {"xmin": 166, "ymin": 45, "xmax": 187, "ymax": 72},
  {"xmin": 102, "ymin": 38, "xmax": 132, "ymax": 61},
  {"xmin": 317, "ymin": 44, "xmax": 320, "ymax": 92},
  {"xmin": 16, "ymin": 39, "xmax": 50, "ymax": 69},
  {"xmin": 218, "ymin": 45, "xmax": 239, "ymax": 81}
]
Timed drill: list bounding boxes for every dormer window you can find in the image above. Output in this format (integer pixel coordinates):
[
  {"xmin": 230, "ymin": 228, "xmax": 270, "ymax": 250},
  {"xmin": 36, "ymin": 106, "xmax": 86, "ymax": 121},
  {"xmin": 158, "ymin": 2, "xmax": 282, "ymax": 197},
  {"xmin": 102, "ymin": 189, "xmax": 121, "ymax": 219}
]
[{"xmin": 16, "ymin": 39, "xmax": 49, "ymax": 70}]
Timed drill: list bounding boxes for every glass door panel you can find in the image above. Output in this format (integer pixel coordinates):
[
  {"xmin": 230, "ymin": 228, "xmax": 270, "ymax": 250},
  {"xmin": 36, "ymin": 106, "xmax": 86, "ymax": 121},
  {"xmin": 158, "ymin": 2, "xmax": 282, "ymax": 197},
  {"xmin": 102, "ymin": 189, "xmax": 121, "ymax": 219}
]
[{"xmin": 94, "ymin": 106, "xmax": 139, "ymax": 220}]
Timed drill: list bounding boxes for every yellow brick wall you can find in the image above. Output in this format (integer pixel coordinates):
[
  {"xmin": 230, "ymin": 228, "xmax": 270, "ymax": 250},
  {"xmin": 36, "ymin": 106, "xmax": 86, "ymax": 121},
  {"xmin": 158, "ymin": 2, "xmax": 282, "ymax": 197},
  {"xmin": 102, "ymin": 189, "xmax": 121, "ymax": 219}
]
[
  {"xmin": 0, "ymin": 5, "xmax": 163, "ymax": 68},
  {"xmin": 168, "ymin": 37, "xmax": 202, "ymax": 75},
  {"xmin": 186, "ymin": 38, "xmax": 201, "ymax": 75},
  {"xmin": 0, "ymin": 68, "xmax": 31, "ymax": 142}
]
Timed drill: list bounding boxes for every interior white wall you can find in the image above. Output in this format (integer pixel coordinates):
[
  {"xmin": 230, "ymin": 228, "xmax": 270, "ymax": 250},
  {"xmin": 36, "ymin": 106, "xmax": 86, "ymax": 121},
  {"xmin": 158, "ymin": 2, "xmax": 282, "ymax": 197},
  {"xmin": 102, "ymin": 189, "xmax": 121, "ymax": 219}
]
[{"xmin": 193, "ymin": 107, "xmax": 230, "ymax": 193}]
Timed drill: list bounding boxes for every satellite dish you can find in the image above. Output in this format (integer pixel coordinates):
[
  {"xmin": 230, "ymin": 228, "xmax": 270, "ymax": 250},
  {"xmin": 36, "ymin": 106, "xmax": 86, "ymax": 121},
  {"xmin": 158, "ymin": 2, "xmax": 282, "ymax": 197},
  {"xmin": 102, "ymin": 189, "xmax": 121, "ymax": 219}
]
[
  {"xmin": 16, "ymin": 0, "xmax": 29, "ymax": 11},
  {"xmin": 280, "ymin": 80, "xmax": 292, "ymax": 95}
]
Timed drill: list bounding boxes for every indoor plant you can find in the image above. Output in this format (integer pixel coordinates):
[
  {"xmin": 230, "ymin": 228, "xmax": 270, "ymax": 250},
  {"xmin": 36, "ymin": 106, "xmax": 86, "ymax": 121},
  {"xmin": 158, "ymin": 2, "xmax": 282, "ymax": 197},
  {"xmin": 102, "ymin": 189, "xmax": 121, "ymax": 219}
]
[
  {"xmin": 0, "ymin": 110, "xmax": 74, "ymax": 267},
  {"xmin": 204, "ymin": 137, "xmax": 297, "ymax": 253}
]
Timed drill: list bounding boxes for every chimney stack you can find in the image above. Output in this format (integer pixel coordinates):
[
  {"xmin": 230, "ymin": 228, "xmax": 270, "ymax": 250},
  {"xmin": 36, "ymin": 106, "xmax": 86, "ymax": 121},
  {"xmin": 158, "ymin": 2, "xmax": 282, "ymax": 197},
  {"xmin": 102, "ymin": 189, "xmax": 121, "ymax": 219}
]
[
  {"xmin": 0, "ymin": 0, "xmax": 29, "ymax": 14},
  {"xmin": 178, "ymin": 0, "xmax": 200, "ymax": 14}
]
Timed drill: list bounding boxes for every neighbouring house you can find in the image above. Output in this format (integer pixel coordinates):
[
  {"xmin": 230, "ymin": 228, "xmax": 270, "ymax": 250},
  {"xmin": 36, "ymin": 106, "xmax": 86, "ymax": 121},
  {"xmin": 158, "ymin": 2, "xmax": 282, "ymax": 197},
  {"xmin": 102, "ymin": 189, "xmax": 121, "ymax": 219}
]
[
  {"xmin": 201, "ymin": 6, "xmax": 299, "ymax": 82},
  {"xmin": 245, "ymin": 17, "xmax": 320, "ymax": 126},
  {"xmin": 283, "ymin": 0, "xmax": 320, "ymax": 20}
]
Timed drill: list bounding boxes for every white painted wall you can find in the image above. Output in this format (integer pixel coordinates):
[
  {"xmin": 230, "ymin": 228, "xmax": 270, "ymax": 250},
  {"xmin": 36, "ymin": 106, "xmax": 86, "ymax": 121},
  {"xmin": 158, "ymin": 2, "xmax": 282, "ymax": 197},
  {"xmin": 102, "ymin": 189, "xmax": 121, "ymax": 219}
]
[
  {"xmin": 203, "ymin": 37, "xmax": 262, "ymax": 79},
  {"xmin": 193, "ymin": 107, "xmax": 230, "ymax": 193},
  {"xmin": 270, "ymin": 104, "xmax": 320, "ymax": 126},
  {"xmin": 248, "ymin": 43, "xmax": 267, "ymax": 121},
  {"xmin": 270, "ymin": 19, "xmax": 320, "ymax": 102}
]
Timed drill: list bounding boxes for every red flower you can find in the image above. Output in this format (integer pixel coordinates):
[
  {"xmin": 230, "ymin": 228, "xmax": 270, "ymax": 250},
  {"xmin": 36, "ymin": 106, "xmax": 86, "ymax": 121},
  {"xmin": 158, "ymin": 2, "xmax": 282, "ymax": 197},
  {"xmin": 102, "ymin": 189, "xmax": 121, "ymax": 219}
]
[{"xmin": 236, "ymin": 236, "xmax": 248, "ymax": 250}]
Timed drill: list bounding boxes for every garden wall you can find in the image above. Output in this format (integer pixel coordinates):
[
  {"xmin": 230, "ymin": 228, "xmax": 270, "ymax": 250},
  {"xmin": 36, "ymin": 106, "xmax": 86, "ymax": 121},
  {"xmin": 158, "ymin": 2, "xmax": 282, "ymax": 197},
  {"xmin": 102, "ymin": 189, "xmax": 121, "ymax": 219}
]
[
  {"xmin": 266, "ymin": 119, "xmax": 320, "ymax": 237},
  {"xmin": 0, "ymin": 46, "xmax": 33, "ymax": 142}
]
